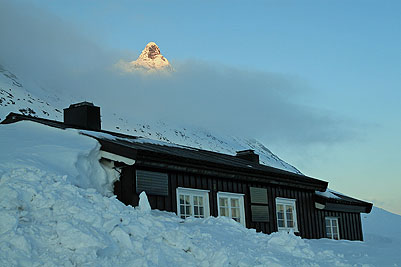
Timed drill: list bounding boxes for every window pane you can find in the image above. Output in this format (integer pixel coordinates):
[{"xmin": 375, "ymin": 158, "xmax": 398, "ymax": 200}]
[
  {"xmin": 286, "ymin": 211, "xmax": 293, "ymax": 221},
  {"xmin": 185, "ymin": 195, "xmax": 190, "ymax": 204},
  {"xmin": 332, "ymin": 220, "xmax": 337, "ymax": 227},
  {"xmin": 193, "ymin": 196, "xmax": 198, "ymax": 205},
  {"xmin": 199, "ymin": 207, "xmax": 204, "ymax": 216},
  {"xmin": 231, "ymin": 199, "xmax": 239, "ymax": 207},
  {"xmin": 287, "ymin": 220, "xmax": 294, "ymax": 228},
  {"xmin": 277, "ymin": 211, "xmax": 284, "ymax": 220},
  {"xmin": 326, "ymin": 232, "xmax": 331, "ymax": 238},
  {"xmin": 277, "ymin": 204, "xmax": 284, "ymax": 212},
  {"xmin": 232, "ymin": 207, "xmax": 239, "ymax": 218},
  {"xmin": 186, "ymin": 206, "xmax": 191, "ymax": 216},
  {"xmin": 194, "ymin": 206, "xmax": 199, "ymax": 216},
  {"xmin": 180, "ymin": 195, "xmax": 184, "ymax": 205},
  {"xmin": 198, "ymin": 196, "xmax": 203, "ymax": 206},
  {"xmin": 286, "ymin": 205, "xmax": 293, "ymax": 213},
  {"xmin": 278, "ymin": 219, "xmax": 285, "ymax": 227},
  {"xmin": 220, "ymin": 197, "xmax": 228, "ymax": 207},
  {"xmin": 220, "ymin": 207, "xmax": 228, "ymax": 216}
]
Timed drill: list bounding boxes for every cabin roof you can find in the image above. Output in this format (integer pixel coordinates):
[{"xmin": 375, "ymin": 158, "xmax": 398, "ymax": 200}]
[
  {"xmin": 315, "ymin": 189, "xmax": 373, "ymax": 213},
  {"xmin": 1, "ymin": 112, "xmax": 329, "ymax": 190}
]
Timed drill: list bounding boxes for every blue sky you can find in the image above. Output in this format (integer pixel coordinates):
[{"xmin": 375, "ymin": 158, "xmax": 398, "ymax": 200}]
[{"xmin": 3, "ymin": 0, "xmax": 401, "ymax": 215}]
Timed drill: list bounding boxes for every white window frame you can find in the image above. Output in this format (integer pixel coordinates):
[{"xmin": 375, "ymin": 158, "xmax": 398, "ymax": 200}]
[
  {"xmin": 325, "ymin": 217, "xmax": 340, "ymax": 240},
  {"xmin": 176, "ymin": 187, "xmax": 210, "ymax": 219},
  {"xmin": 275, "ymin": 197, "xmax": 299, "ymax": 232},
  {"xmin": 217, "ymin": 192, "xmax": 246, "ymax": 227}
]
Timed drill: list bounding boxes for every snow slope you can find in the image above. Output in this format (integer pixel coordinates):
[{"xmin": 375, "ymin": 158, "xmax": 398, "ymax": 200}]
[
  {"xmin": 0, "ymin": 121, "xmax": 400, "ymax": 266},
  {"xmin": 0, "ymin": 63, "xmax": 301, "ymax": 174}
]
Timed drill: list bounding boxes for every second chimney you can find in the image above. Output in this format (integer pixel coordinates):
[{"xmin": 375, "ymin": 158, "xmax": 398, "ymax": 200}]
[
  {"xmin": 63, "ymin": 102, "xmax": 101, "ymax": 131},
  {"xmin": 236, "ymin": 149, "xmax": 259, "ymax": 164}
]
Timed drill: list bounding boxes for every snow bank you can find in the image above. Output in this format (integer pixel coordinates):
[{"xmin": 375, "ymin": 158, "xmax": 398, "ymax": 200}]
[
  {"xmin": 1, "ymin": 121, "xmax": 400, "ymax": 266},
  {"xmin": 0, "ymin": 121, "xmax": 118, "ymax": 196}
]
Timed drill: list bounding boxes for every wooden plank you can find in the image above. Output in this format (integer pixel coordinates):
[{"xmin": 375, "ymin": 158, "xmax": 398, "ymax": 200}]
[
  {"xmin": 221, "ymin": 179, "xmax": 228, "ymax": 192},
  {"xmin": 301, "ymin": 191, "xmax": 310, "ymax": 238},
  {"xmin": 307, "ymin": 192, "xmax": 314, "ymax": 239},
  {"xmin": 232, "ymin": 180, "xmax": 238, "ymax": 193},
  {"xmin": 294, "ymin": 190, "xmax": 303, "ymax": 237},
  {"xmin": 165, "ymin": 173, "xmax": 172, "ymax": 212},
  {"xmin": 184, "ymin": 174, "xmax": 190, "ymax": 187},
  {"xmin": 177, "ymin": 173, "xmax": 184, "ymax": 187},
  {"xmin": 346, "ymin": 212, "xmax": 353, "ymax": 240},
  {"xmin": 132, "ymin": 168, "xmax": 139, "ymax": 206},
  {"xmin": 148, "ymin": 195, "xmax": 157, "ymax": 209},
  {"xmin": 267, "ymin": 186, "xmax": 273, "ymax": 234},
  {"xmin": 341, "ymin": 213, "xmax": 349, "ymax": 240},
  {"xmin": 309, "ymin": 192, "xmax": 318, "ymax": 239},
  {"xmin": 227, "ymin": 179, "xmax": 233, "ymax": 192},
  {"xmin": 125, "ymin": 167, "xmax": 134, "ymax": 206},
  {"xmin": 190, "ymin": 175, "xmax": 196, "ymax": 188},
  {"xmin": 157, "ymin": 195, "xmax": 164, "ymax": 210},
  {"xmin": 208, "ymin": 177, "xmax": 215, "ymax": 216},
  {"xmin": 317, "ymin": 210, "xmax": 324, "ymax": 238},
  {"xmin": 335, "ymin": 212, "xmax": 343, "ymax": 240},
  {"xmin": 242, "ymin": 182, "xmax": 251, "ymax": 229},
  {"xmin": 171, "ymin": 174, "xmax": 177, "ymax": 213},
  {"xmin": 217, "ymin": 179, "xmax": 223, "ymax": 192},
  {"xmin": 352, "ymin": 213, "xmax": 358, "ymax": 240},
  {"xmin": 201, "ymin": 175, "xmax": 208, "ymax": 190},
  {"xmin": 357, "ymin": 213, "xmax": 364, "ymax": 241}
]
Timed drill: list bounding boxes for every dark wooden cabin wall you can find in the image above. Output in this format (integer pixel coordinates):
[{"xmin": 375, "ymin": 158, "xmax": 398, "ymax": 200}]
[
  {"xmin": 316, "ymin": 210, "xmax": 363, "ymax": 241},
  {"xmin": 114, "ymin": 165, "xmax": 364, "ymax": 241}
]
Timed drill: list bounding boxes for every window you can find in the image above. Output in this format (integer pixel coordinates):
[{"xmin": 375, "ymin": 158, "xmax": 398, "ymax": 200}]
[
  {"xmin": 176, "ymin": 187, "xmax": 210, "ymax": 219},
  {"xmin": 275, "ymin": 197, "xmax": 298, "ymax": 232},
  {"xmin": 325, "ymin": 217, "xmax": 340, "ymax": 240},
  {"xmin": 217, "ymin": 192, "xmax": 246, "ymax": 226}
]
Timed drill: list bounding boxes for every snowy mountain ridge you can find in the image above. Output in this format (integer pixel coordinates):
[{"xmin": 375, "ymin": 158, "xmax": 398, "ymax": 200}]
[{"xmin": 0, "ymin": 63, "xmax": 301, "ymax": 174}]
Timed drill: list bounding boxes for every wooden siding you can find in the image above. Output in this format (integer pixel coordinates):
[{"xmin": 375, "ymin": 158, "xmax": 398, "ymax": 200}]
[{"xmin": 114, "ymin": 165, "xmax": 364, "ymax": 241}]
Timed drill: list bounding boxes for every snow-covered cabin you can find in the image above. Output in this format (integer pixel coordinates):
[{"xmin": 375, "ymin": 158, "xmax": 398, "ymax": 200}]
[{"xmin": 1, "ymin": 102, "xmax": 372, "ymax": 241}]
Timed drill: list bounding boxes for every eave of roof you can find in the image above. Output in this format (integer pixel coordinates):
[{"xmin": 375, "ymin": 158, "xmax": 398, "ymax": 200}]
[{"xmin": 315, "ymin": 191, "xmax": 373, "ymax": 213}]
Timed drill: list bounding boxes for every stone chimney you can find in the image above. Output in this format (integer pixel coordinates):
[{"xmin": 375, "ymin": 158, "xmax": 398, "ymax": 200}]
[
  {"xmin": 236, "ymin": 149, "xmax": 259, "ymax": 164},
  {"xmin": 63, "ymin": 102, "xmax": 101, "ymax": 131}
]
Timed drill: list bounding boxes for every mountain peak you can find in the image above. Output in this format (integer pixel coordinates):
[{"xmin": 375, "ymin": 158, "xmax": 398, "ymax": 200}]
[
  {"xmin": 142, "ymin": 42, "xmax": 161, "ymax": 59},
  {"xmin": 130, "ymin": 42, "xmax": 172, "ymax": 71}
]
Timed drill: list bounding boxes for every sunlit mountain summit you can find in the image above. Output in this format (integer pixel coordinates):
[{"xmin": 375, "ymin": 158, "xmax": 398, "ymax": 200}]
[{"xmin": 125, "ymin": 42, "xmax": 173, "ymax": 72}]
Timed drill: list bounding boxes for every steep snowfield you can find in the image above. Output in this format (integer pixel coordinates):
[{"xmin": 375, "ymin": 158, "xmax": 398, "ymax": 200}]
[
  {"xmin": 0, "ymin": 63, "xmax": 301, "ymax": 174},
  {"xmin": 0, "ymin": 121, "xmax": 400, "ymax": 266},
  {"xmin": 0, "ymin": 65, "xmax": 64, "ymax": 122}
]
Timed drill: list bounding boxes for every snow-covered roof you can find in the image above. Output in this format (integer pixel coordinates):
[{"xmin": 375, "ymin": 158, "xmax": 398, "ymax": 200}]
[{"xmin": 1, "ymin": 112, "xmax": 328, "ymax": 191}]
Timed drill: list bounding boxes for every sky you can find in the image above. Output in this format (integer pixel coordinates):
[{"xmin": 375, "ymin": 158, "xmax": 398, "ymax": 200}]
[{"xmin": 0, "ymin": 0, "xmax": 400, "ymax": 215}]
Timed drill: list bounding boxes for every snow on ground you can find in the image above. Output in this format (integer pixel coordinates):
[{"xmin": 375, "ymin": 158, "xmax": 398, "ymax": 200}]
[{"xmin": 1, "ymin": 121, "xmax": 400, "ymax": 266}]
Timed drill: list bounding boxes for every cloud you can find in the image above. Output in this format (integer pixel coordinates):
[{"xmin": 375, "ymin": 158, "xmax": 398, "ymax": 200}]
[{"xmin": 0, "ymin": 0, "xmax": 358, "ymax": 147}]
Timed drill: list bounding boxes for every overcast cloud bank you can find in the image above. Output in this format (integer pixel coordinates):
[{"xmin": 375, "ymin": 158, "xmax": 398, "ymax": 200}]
[{"xmin": 0, "ymin": 0, "xmax": 358, "ymax": 147}]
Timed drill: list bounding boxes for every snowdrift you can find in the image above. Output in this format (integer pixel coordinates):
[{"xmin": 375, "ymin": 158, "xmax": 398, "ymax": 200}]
[{"xmin": 0, "ymin": 121, "xmax": 400, "ymax": 266}]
